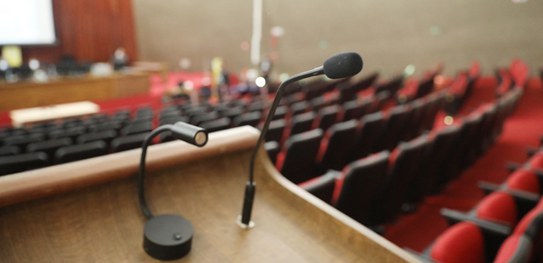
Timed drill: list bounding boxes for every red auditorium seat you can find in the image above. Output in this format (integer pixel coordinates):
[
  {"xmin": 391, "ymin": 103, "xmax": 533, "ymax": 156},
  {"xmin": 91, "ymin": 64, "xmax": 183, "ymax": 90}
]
[
  {"xmin": 298, "ymin": 171, "xmax": 339, "ymax": 204},
  {"xmin": 331, "ymin": 151, "xmax": 390, "ymax": 226},
  {"xmin": 376, "ymin": 134, "xmax": 432, "ymax": 223},
  {"xmin": 378, "ymin": 104, "xmax": 412, "ymax": 151},
  {"xmin": 316, "ymin": 119, "xmax": 359, "ymax": 173},
  {"xmin": 429, "ymin": 222, "xmax": 487, "ymax": 263},
  {"xmin": 275, "ymin": 129, "xmax": 323, "ymax": 184},
  {"xmin": 348, "ymin": 111, "xmax": 387, "ymax": 161},
  {"xmin": 315, "ymin": 105, "xmax": 342, "ymax": 132},
  {"xmin": 401, "ymin": 98, "xmax": 426, "ymax": 141},
  {"xmin": 418, "ymin": 125, "xmax": 461, "ymax": 194},
  {"xmin": 288, "ymin": 111, "xmax": 317, "ymax": 136},
  {"xmin": 264, "ymin": 119, "xmax": 286, "ymax": 143},
  {"xmin": 495, "ymin": 202, "xmax": 543, "ymax": 263},
  {"xmin": 341, "ymin": 97, "xmax": 373, "ymax": 121},
  {"xmin": 505, "ymin": 168, "xmax": 543, "ymax": 195}
]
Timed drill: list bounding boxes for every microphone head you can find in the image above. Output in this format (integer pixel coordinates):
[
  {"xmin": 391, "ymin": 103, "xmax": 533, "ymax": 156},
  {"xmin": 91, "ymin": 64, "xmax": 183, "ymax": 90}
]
[{"xmin": 323, "ymin": 52, "xmax": 363, "ymax": 79}]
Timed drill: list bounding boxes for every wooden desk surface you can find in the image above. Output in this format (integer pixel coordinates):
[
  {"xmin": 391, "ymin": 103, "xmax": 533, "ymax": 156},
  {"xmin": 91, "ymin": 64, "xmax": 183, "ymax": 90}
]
[{"xmin": 0, "ymin": 126, "xmax": 418, "ymax": 262}]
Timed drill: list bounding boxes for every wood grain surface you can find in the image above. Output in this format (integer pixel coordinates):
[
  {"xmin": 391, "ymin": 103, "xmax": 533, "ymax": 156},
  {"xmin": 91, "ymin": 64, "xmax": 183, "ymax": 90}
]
[{"xmin": 0, "ymin": 126, "xmax": 418, "ymax": 262}]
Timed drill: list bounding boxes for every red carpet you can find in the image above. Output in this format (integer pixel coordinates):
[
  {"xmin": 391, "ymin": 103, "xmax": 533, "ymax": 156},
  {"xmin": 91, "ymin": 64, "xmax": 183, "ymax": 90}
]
[{"xmin": 385, "ymin": 77, "xmax": 543, "ymax": 251}]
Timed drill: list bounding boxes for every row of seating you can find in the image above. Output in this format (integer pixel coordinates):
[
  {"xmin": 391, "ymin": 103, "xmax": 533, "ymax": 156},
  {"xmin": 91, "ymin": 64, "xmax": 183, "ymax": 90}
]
[
  {"xmin": 404, "ymin": 62, "xmax": 538, "ymax": 262},
  {"xmin": 415, "ymin": 155, "xmax": 543, "ymax": 263},
  {"xmin": 297, "ymin": 75, "xmax": 523, "ymax": 229},
  {"xmin": 0, "ymin": 73, "xmax": 383, "ymax": 175}
]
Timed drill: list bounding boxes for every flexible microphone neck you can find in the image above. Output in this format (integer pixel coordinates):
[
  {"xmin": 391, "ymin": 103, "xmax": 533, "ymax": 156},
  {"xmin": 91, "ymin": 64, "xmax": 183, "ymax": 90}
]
[{"xmin": 238, "ymin": 52, "xmax": 363, "ymax": 228}]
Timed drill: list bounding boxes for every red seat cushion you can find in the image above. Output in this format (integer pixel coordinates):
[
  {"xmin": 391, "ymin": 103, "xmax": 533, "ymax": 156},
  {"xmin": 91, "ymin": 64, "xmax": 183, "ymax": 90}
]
[
  {"xmin": 430, "ymin": 222, "xmax": 485, "ymax": 263},
  {"xmin": 475, "ymin": 192, "xmax": 518, "ymax": 226},
  {"xmin": 507, "ymin": 169, "xmax": 540, "ymax": 194}
]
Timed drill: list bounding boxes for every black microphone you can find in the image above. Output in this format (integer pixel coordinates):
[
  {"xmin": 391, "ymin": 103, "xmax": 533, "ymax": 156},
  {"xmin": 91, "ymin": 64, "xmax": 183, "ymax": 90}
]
[
  {"xmin": 138, "ymin": 121, "xmax": 208, "ymax": 260},
  {"xmin": 238, "ymin": 52, "xmax": 363, "ymax": 228}
]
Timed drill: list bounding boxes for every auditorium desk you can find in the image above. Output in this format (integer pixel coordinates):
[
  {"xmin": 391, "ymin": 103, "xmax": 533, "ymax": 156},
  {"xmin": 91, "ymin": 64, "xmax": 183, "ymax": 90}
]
[
  {"xmin": 0, "ymin": 126, "xmax": 418, "ymax": 262},
  {"xmin": 0, "ymin": 72, "xmax": 150, "ymax": 111}
]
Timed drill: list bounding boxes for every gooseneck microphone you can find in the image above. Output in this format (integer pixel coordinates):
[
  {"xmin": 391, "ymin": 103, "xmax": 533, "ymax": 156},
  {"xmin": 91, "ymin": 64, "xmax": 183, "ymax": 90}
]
[
  {"xmin": 238, "ymin": 52, "xmax": 363, "ymax": 228},
  {"xmin": 138, "ymin": 121, "xmax": 208, "ymax": 260}
]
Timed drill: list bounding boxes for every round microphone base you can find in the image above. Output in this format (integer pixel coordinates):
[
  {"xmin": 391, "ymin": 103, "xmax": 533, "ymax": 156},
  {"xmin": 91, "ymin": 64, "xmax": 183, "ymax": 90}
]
[{"xmin": 143, "ymin": 214, "xmax": 193, "ymax": 261}]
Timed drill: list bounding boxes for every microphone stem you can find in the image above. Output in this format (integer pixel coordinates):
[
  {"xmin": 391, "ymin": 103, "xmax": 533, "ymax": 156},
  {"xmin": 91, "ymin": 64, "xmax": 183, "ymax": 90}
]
[
  {"xmin": 247, "ymin": 66, "xmax": 324, "ymax": 183},
  {"xmin": 241, "ymin": 66, "xmax": 324, "ymax": 226},
  {"xmin": 138, "ymin": 125, "xmax": 174, "ymax": 220}
]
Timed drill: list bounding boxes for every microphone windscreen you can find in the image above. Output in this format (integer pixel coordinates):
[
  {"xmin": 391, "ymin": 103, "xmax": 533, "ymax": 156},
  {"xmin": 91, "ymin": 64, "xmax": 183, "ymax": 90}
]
[{"xmin": 323, "ymin": 52, "xmax": 363, "ymax": 79}]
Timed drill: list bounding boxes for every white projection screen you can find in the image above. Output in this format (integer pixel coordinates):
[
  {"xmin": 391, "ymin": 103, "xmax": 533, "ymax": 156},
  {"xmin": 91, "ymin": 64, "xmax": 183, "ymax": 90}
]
[{"xmin": 0, "ymin": 0, "xmax": 57, "ymax": 46}]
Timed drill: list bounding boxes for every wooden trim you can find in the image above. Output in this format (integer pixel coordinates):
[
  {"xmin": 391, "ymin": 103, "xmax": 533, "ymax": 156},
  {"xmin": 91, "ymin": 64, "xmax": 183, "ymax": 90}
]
[{"xmin": 0, "ymin": 126, "xmax": 259, "ymax": 207}]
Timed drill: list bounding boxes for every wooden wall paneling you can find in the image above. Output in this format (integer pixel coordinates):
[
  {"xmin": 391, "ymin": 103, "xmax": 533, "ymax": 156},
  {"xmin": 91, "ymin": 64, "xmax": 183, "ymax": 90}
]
[{"xmin": 22, "ymin": 0, "xmax": 137, "ymax": 65}]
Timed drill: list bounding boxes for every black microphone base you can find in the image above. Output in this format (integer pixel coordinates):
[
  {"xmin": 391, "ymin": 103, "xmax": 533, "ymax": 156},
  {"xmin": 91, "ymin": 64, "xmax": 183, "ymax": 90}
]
[{"xmin": 143, "ymin": 214, "xmax": 193, "ymax": 260}]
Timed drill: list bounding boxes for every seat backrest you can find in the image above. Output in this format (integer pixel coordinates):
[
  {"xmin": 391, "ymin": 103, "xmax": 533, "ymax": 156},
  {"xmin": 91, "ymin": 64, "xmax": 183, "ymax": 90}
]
[
  {"xmin": 55, "ymin": 141, "xmax": 108, "ymax": 163},
  {"xmin": 299, "ymin": 170, "xmax": 339, "ymax": 204},
  {"xmin": 200, "ymin": 117, "xmax": 231, "ymax": 133},
  {"xmin": 264, "ymin": 141, "xmax": 280, "ymax": 165},
  {"xmin": 289, "ymin": 111, "xmax": 317, "ymax": 136},
  {"xmin": 111, "ymin": 133, "xmax": 149, "ymax": 152},
  {"xmin": 379, "ymin": 134, "xmax": 430, "ymax": 223},
  {"xmin": 0, "ymin": 152, "xmax": 49, "ymax": 176},
  {"xmin": 316, "ymin": 105, "xmax": 341, "ymax": 132},
  {"xmin": 276, "ymin": 129, "xmax": 323, "ymax": 184},
  {"xmin": 265, "ymin": 119, "xmax": 286, "ymax": 143},
  {"xmin": 421, "ymin": 125, "xmax": 461, "ymax": 193},
  {"xmin": 233, "ymin": 111, "xmax": 262, "ymax": 127},
  {"xmin": 349, "ymin": 111, "xmax": 386, "ymax": 161},
  {"xmin": 317, "ymin": 119, "xmax": 359, "ymax": 172},
  {"xmin": 26, "ymin": 138, "xmax": 73, "ymax": 160},
  {"xmin": 333, "ymin": 151, "xmax": 389, "ymax": 226},
  {"xmin": 77, "ymin": 130, "xmax": 117, "ymax": 144},
  {"xmin": 379, "ymin": 104, "xmax": 412, "ymax": 151}
]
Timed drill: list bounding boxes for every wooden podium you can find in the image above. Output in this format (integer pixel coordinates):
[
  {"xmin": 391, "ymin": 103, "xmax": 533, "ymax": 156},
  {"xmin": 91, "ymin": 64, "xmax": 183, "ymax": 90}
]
[{"xmin": 0, "ymin": 126, "xmax": 418, "ymax": 262}]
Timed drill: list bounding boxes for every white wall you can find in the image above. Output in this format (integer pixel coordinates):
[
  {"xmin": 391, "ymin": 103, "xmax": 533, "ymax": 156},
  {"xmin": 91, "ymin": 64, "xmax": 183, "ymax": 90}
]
[{"xmin": 133, "ymin": 0, "xmax": 543, "ymax": 78}]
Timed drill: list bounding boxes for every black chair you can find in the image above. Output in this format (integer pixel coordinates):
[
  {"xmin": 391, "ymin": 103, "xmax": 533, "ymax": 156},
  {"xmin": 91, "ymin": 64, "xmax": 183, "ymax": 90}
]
[
  {"xmin": 120, "ymin": 121, "xmax": 153, "ymax": 136},
  {"xmin": 55, "ymin": 141, "xmax": 108, "ymax": 163},
  {"xmin": 48, "ymin": 126, "xmax": 87, "ymax": 140},
  {"xmin": 0, "ymin": 152, "xmax": 49, "ymax": 176},
  {"xmin": 276, "ymin": 129, "xmax": 323, "ymax": 184},
  {"xmin": 2, "ymin": 133, "xmax": 45, "ymax": 149},
  {"xmin": 26, "ymin": 138, "xmax": 73, "ymax": 160},
  {"xmin": 200, "ymin": 117, "xmax": 231, "ymax": 133},
  {"xmin": 191, "ymin": 111, "xmax": 220, "ymax": 126},
  {"xmin": 232, "ymin": 111, "xmax": 262, "ymax": 127},
  {"xmin": 0, "ymin": 145, "xmax": 20, "ymax": 157},
  {"xmin": 77, "ymin": 130, "xmax": 117, "ymax": 145},
  {"xmin": 111, "ymin": 133, "xmax": 149, "ymax": 152}
]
